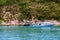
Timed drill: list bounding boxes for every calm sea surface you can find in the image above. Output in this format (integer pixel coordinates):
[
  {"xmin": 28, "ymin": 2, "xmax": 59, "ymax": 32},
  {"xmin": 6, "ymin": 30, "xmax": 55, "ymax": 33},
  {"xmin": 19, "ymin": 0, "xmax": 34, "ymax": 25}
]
[{"xmin": 0, "ymin": 26, "xmax": 60, "ymax": 40}]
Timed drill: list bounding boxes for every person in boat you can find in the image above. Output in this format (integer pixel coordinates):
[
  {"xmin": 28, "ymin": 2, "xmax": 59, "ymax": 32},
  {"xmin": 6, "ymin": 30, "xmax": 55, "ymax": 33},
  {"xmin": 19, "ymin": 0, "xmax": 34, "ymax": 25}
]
[{"xmin": 23, "ymin": 20, "xmax": 30, "ymax": 26}]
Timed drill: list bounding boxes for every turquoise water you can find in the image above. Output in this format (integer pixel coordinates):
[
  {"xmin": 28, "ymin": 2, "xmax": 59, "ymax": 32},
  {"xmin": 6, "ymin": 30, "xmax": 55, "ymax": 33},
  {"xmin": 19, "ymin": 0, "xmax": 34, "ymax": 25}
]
[{"xmin": 0, "ymin": 26, "xmax": 60, "ymax": 40}]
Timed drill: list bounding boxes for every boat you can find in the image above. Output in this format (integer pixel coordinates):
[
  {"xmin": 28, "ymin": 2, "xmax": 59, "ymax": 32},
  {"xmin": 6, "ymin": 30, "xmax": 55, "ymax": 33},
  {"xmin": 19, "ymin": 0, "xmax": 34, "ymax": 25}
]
[
  {"xmin": 23, "ymin": 23, "xmax": 30, "ymax": 26},
  {"xmin": 30, "ymin": 22, "xmax": 53, "ymax": 28}
]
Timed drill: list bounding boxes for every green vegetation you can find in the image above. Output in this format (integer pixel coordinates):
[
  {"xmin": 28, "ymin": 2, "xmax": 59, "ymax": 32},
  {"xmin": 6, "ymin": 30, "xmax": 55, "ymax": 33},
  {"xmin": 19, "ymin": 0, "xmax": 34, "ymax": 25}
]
[{"xmin": 0, "ymin": 0, "xmax": 60, "ymax": 21}]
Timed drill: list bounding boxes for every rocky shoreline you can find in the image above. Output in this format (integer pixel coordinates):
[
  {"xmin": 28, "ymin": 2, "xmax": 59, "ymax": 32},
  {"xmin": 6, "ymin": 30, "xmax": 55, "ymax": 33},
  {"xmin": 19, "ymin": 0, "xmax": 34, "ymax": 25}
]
[{"xmin": 0, "ymin": 20, "xmax": 60, "ymax": 26}]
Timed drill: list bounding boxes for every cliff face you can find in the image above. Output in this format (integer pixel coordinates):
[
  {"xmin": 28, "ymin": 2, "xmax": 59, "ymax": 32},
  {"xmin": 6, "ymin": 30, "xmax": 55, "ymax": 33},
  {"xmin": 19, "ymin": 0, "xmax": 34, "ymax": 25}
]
[
  {"xmin": 0, "ymin": 5, "xmax": 22, "ymax": 22},
  {"xmin": 0, "ymin": 0, "xmax": 60, "ymax": 21}
]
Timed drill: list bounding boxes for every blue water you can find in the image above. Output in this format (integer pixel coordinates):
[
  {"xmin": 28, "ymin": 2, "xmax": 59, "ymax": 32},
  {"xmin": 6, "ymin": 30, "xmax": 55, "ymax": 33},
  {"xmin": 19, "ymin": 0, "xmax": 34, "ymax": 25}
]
[{"xmin": 0, "ymin": 26, "xmax": 60, "ymax": 40}]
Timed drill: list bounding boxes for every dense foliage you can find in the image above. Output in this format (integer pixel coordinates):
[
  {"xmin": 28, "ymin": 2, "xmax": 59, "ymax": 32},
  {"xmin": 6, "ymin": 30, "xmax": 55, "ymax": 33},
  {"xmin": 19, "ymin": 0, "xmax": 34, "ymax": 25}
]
[{"xmin": 0, "ymin": 0, "xmax": 60, "ymax": 21}]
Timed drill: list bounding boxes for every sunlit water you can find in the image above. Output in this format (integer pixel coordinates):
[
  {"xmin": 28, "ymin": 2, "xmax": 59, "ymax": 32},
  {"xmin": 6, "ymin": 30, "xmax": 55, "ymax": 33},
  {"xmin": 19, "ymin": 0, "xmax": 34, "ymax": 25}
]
[{"xmin": 0, "ymin": 26, "xmax": 60, "ymax": 40}]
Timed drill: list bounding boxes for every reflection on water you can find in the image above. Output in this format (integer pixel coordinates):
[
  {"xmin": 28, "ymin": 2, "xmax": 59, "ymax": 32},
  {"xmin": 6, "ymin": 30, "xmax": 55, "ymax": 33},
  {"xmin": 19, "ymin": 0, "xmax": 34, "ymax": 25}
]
[{"xmin": 0, "ymin": 26, "xmax": 60, "ymax": 40}]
